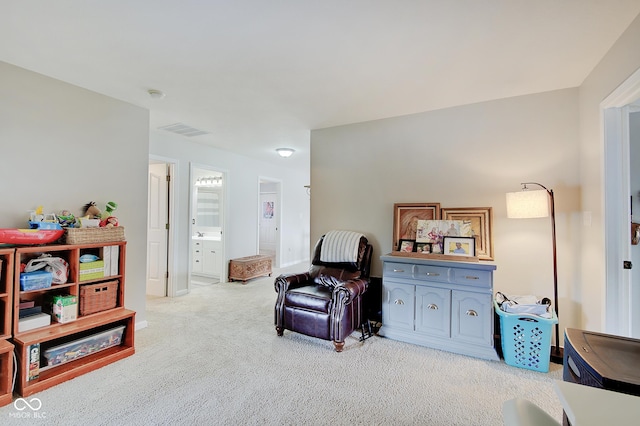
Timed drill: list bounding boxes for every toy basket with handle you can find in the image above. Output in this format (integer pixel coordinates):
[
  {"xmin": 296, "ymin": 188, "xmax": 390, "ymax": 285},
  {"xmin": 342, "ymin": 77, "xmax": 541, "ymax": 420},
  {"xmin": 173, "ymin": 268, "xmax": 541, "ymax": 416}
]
[{"xmin": 494, "ymin": 300, "xmax": 558, "ymax": 373}]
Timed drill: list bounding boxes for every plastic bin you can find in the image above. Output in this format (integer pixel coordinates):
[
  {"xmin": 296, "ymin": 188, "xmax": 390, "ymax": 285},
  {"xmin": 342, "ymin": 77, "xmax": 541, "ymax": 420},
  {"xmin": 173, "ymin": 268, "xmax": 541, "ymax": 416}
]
[
  {"xmin": 494, "ymin": 300, "xmax": 558, "ymax": 373},
  {"xmin": 20, "ymin": 270, "xmax": 53, "ymax": 291}
]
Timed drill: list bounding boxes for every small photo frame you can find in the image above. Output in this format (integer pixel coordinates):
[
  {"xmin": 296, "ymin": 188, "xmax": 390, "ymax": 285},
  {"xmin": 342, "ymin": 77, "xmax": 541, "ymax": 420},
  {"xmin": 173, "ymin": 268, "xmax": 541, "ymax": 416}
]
[
  {"xmin": 415, "ymin": 242, "xmax": 432, "ymax": 254},
  {"xmin": 443, "ymin": 236, "xmax": 476, "ymax": 257},
  {"xmin": 398, "ymin": 239, "xmax": 416, "ymax": 253}
]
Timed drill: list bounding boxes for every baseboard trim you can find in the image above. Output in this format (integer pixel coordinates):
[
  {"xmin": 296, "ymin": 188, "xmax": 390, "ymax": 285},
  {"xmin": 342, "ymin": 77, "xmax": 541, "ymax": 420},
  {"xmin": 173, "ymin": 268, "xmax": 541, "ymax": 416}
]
[{"xmin": 135, "ymin": 320, "xmax": 148, "ymax": 331}]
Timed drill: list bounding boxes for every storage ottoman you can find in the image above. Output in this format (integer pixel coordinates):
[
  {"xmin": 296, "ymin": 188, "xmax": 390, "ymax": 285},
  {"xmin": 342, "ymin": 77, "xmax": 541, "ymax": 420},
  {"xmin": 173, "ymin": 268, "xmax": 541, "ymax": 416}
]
[{"xmin": 228, "ymin": 255, "xmax": 272, "ymax": 283}]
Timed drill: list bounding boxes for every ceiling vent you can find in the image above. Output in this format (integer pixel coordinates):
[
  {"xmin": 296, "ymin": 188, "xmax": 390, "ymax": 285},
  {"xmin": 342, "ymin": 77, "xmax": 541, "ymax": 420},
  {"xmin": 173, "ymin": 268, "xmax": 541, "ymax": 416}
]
[{"xmin": 158, "ymin": 122, "xmax": 209, "ymax": 137}]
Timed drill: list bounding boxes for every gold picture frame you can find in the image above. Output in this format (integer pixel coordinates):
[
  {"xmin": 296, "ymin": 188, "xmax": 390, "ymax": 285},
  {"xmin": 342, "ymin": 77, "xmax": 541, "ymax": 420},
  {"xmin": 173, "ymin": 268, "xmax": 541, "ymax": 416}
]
[
  {"xmin": 393, "ymin": 203, "xmax": 440, "ymax": 250},
  {"xmin": 441, "ymin": 207, "xmax": 494, "ymax": 260}
]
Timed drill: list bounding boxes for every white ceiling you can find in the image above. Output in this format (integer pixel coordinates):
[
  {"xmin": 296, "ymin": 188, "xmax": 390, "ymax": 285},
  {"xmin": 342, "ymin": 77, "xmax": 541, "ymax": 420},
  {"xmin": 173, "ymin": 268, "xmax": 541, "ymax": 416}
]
[{"xmin": 2, "ymin": 1, "xmax": 640, "ymax": 171}]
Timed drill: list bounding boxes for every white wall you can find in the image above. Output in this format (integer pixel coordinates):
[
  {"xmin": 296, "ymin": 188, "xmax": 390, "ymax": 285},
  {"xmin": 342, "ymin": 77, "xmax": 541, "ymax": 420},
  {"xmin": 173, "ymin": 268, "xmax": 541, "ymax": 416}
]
[
  {"xmin": 150, "ymin": 129, "xmax": 310, "ymax": 294},
  {"xmin": 310, "ymin": 12, "xmax": 640, "ymax": 336},
  {"xmin": 312, "ymin": 88, "xmax": 581, "ymax": 333},
  {"xmin": 0, "ymin": 61, "xmax": 149, "ymax": 325}
]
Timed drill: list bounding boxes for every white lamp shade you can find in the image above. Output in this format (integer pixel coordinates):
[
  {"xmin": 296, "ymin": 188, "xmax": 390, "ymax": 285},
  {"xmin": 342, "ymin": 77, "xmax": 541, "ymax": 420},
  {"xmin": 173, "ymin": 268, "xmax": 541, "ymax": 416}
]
[{"xmin": 506, "ymin": 189, "xmax": 549, "ymax": 218}]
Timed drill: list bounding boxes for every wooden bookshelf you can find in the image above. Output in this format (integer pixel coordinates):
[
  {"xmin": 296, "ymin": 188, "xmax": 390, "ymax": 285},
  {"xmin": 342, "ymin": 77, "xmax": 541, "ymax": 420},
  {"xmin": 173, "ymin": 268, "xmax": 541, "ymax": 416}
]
[{"xmin": 11, "ymin": 241, "xmax": 134, "ymax": 397}]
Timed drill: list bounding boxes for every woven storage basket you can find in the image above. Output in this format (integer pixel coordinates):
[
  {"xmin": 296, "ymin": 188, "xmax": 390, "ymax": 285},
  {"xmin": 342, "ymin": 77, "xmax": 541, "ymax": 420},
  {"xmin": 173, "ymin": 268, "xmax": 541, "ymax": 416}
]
[
  {"xmin": 80, "ymin": 280, "xmax": 118, "ymax": 315},
  {"xmin": 66, "ymin": 227, "xmax": 125, "ymax": 244}
]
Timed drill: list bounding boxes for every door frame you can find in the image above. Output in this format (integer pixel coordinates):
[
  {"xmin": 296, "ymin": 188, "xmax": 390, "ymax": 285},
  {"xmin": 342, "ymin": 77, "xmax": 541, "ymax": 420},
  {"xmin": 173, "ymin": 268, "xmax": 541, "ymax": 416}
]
[
  {"xmin": 602, "ymin": 66, "xmax": 640, "ymax": 336},
  {"xmin": 148, "ymin": 155, "xmax": 178, "ymax": 297},
  {"xmin": 189, "ymin": 162, "xmax": 228, "ymax": 287},
  {"xmin": 257, "ymin": 176, "xmax": 282, "ymax": 268}
]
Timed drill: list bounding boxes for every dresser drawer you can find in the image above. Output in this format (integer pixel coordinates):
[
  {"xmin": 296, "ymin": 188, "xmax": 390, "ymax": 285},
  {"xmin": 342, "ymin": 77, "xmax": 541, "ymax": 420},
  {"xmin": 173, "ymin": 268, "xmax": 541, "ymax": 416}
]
[
  {"xmin": 383, "ymin": 262, "xmax": 413, "ymax": 279},
  {"xmin": 450, "ymin": 268, "xmax": 492, "ymax": 288},
  {"xmin": 414, "ymin": 264, "xmax": 450, "ymax": 283}
]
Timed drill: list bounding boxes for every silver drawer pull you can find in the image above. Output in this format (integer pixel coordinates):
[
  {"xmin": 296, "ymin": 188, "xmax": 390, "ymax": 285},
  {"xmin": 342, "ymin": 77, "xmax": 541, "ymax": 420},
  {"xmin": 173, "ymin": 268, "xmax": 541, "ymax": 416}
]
[
  {"xmin": 425, "ymin": 272, "xmax": 440, "ymax": 276},
  {"xmin": 394, "ymin": 299, "xmax": 405, "ymax": 305},
  {"xmin": 465, "ymin": 276, "xmax": 479, "ymax": 280},
  {"xmin": 393, "ymin": 269, "xmax": 405, "ymax": 273},
  {"xmin": 427, "ymin": 304, "xmax": 438, "ymax": 310},
  {"xmin": 465, "ymin": 310, "xmax": 478, "ymax": 316}
]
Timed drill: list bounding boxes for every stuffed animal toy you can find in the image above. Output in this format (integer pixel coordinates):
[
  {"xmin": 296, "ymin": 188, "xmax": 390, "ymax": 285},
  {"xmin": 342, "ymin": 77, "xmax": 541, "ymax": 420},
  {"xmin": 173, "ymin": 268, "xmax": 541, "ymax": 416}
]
[
  {"xmin": 83, "ymin": 201, "xmax": 102, "ymax": 219},
  {"xmin": 57, "ymin": 210, "xmax": 76, "ymax": 228},
  {"xmin": 100, "ymin": 216, "xmax": 119, "ymax": 227},
  {"xmin": 101, "ymin": 201, "xmax": 118, "ymax": 220}
]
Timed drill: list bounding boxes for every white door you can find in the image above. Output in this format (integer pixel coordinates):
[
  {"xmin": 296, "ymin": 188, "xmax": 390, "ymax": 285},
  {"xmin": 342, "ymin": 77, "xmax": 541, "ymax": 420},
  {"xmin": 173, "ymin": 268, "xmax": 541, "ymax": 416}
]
[
  {"xmin": 147, "ymin": 162, "xmax": 168, "ymax": 297},
  {"xmin": 259, "ymin": 192, "xmax": 277, "ymax": 258},
  {"xmin": 603, "ymin": 66, "xmax": 640, "ymax": 337}
]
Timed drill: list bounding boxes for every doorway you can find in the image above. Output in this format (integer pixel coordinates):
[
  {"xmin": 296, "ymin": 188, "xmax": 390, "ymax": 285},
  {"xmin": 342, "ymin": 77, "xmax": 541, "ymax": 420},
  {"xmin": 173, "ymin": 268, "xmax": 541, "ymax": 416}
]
[
  {"xmin": 189, "ymin": 164, "xmax": 226, "ymax": 286},
  {"xmin": 258, "ymin": 177, "xmax": 281, "ymax": 267},
  {"xmin": 603, "ymin": 66, "xmax": 640, "ymax": 337},
  {"xmin": 147, "ymin": 157, "xmax": 176, "ymax": 297}
]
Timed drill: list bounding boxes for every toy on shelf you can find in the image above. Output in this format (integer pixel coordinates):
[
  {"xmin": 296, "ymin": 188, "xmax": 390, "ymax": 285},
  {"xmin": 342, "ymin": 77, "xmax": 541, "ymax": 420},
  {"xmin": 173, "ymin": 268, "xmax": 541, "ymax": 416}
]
[
  {"xmin": 82, "ymin": 201, "xmax": 101, "ymax": 219},
  {"xmin": 0, "ymin": 206, "xmax": 64, "ymax": 245},
  {"xmin": 99, "ymin": 201, "xmax": 119, "ymax": 228},
  {"xmin": 78, "ymin": 202, "xmax": 102, "ymax": 228},
  {"xmin": 101, "ymin": 201, "xmax": 117, "ymax": 219},
  {"xmin": 57, "ymin": 210, "xmax": 76, "ymax": 228}
]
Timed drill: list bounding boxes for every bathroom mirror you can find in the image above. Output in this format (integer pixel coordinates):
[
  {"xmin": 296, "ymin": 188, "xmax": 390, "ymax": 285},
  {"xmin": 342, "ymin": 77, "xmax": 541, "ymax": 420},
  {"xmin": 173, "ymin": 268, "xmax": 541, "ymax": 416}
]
[{"xmin": 195, "ymin": 187, "xmax": 220, "ymax": 228}]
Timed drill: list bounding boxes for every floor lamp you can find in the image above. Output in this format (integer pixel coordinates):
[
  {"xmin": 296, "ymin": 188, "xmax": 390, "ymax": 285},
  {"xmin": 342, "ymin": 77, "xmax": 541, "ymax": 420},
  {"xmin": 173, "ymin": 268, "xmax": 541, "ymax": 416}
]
[{"xmin": 506, "ymin": 182, "xmax": 564, "ymax": 365}]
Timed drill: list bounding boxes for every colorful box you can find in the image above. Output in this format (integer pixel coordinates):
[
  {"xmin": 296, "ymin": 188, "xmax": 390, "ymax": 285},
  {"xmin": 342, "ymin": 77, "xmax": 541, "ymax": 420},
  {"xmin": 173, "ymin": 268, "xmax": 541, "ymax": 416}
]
[
  {"xmin": 79, "ymin": 260, "xmax": 105, "ymax": 281},
  {"xmin": 20, "ymin": 270, "xmax": 53, "ymax": 291},
  {"xmin": 27, "ymin": 343, "xmax": 40, "ymax": 381},
  {"xmin": 52, "ymin": 295, "xmax": 78, "ymax": 323}
]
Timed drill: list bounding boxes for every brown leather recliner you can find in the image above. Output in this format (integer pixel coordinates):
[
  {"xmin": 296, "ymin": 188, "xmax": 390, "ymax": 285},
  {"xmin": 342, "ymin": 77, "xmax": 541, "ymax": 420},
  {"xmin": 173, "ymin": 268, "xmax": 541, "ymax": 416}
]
[{"xmin": 274, "ymin": 233, "xmax": 373, "ymax": 352}]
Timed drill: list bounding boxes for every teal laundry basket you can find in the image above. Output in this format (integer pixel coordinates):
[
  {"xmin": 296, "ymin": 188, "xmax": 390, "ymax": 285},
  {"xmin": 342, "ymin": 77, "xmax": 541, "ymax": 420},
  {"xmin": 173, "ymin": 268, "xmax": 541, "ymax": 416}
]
[{"xmin": 494, "ymin": 301, "xmax": 558, "ymax": 373}]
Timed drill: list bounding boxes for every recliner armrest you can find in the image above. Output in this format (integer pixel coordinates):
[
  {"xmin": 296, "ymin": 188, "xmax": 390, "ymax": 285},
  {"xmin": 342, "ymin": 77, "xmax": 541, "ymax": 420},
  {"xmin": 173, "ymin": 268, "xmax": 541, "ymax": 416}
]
[
  {"xmin": 333, "ymin": 278, "xmax": 368, "ymax": 305},
  {"xmin": 274, "ymin": 272, "xmax": 312, "ymax": 294}
]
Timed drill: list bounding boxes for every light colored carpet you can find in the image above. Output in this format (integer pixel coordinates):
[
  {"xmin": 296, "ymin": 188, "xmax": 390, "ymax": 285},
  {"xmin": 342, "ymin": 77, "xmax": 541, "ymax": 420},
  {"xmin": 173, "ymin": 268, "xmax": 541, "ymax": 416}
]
[{"xmin": 0, "ymin": 264, "xmax": 564, "ymax": 425}]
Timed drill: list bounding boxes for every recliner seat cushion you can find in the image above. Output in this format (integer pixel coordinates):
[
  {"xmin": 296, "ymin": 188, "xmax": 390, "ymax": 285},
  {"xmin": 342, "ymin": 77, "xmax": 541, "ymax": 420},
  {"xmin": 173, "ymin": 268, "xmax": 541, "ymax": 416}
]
[{"xmin": 285, "ymin": 285, "xmax": 332, "ymax": 313}]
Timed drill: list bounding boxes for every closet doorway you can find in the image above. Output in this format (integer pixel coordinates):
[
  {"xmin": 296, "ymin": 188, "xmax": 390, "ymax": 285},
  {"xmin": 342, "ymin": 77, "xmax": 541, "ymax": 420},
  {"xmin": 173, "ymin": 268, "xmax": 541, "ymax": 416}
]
[
  {"xmin": 258, "ymin": 177, "xmax": 281, "ymax": 267},
  {"xmin": 147, "ymin": 157, "xmax": 176, "ymax": 297}
]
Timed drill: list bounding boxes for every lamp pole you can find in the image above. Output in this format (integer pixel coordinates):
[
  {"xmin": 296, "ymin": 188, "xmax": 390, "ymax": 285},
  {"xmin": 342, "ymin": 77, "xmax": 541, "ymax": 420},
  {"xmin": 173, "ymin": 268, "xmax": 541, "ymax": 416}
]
[{"xmin": 522, "ymin": 182, "xmax": 563, "ymax": 364}]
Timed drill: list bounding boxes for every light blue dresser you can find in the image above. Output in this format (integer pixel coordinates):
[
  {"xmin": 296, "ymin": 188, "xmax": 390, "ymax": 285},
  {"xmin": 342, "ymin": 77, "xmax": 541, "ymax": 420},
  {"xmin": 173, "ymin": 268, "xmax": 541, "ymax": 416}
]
[{"xmin": 379, "ymin": 254, "xmax": 499, "ymax": 360}]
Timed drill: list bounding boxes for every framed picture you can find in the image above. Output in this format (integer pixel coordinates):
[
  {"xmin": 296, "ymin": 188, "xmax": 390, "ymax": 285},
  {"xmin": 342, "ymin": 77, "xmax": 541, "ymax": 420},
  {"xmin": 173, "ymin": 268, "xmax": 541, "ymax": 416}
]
[
  {"xmin": 443, "ymin": 236, "xmax": 476, "ymax": 257},
  {"xmin": 393, "ymin": 203, "xmax": 440, "ymax": 250},
  {"xmin": 415, "ymin": 242, "xmax": 432, "ymax": 254},
  {"xmin": 441, "ymin": 207, "xmax": 494, "ymax": 261},
  {"xmin": 398, "ymin": 239, "xmax": 416, "ymax": 253},
  {"xmin": 415, "ymin": 219, "xmax": 467, "ymax": 254},
  {"xmin": 263, "ymin": 201, "xmax": 274, "ymax": 219}
]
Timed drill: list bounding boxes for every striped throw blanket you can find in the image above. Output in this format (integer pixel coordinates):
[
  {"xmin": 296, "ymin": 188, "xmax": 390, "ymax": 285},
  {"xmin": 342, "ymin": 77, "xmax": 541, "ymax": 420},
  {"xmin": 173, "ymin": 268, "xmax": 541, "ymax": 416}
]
[{"xmin": 320, "ymin": 230, "xmax": 365, "ymax": 263}]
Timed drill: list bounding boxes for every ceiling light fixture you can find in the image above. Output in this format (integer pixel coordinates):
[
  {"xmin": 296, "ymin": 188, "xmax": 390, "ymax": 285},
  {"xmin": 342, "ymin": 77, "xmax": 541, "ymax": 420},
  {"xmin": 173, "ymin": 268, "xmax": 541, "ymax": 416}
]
[
  {"xmin": 276, "ymin": 148, "xmax": 295, "ymax": 158},
  {"xmin": 147, "ymin": 89, "xmax": 166, "ymax": 99}
]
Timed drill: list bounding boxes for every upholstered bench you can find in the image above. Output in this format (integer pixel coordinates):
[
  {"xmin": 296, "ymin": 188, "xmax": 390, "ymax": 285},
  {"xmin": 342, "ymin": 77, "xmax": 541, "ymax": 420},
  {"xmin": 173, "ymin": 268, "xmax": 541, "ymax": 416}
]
[{"xmin": 228, "ymin": 255, "xmax": 272, "ymax": 283}]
